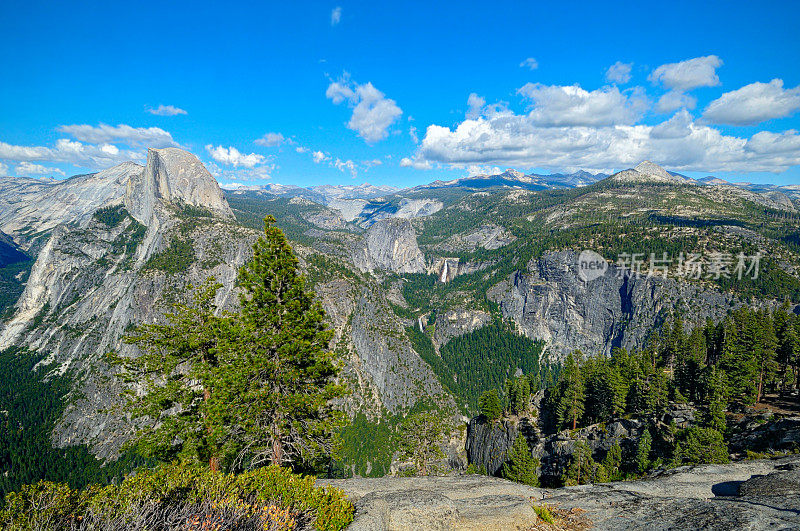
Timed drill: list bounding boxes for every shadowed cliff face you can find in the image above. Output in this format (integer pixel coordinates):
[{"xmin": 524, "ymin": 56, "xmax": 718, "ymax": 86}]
[{"xmin": 489, "ymin": 250, "xmax": 740, "ymax": 360}]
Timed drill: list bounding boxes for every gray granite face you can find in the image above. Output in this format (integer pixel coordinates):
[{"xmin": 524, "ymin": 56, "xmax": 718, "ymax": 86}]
[
  {"xmin": 489, "ymin": 250, "xmax": 744, "ymax": 360},
  {"xmin": 319, "ymin": 456, "xmax": 800, "ymax": 530}
]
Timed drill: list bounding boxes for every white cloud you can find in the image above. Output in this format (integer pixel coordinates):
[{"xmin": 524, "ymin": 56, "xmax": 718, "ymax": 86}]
[
  {"xmin": 0, "ymin": 141, "xmax": 52, "ymax": 162},
  {"xmin": 255, "ymin": 132, "xmax": 286, "ymax": 147},
  {"xmin": 0, "ymin": 138, "xmax": 140, "ymax": 168},
  {"xmin": 703, "ymin": 79, "xmax": 800, "ymax": 126},
  {"xmin": 0, "ymin": 162, "xmax": 8, "ymax": 175},
  {"xmin": 400, "ymin": 157, "xmax": 432, "ymax": 170},
  {"xmin": 605, "ymin": 62, "xmax": 632, "ymax": 84},
  {"xmin": 295, "ymin": 146, "xmax": 309, "ymax": 154},
  {"xmin": 146, "ymin": 104, "xmax": 187, "ymax": 116},
  {"xmin": 205, "ymin": 145, "xmax": 265, "ymax": 168},
  {"xmin": 15, "ymin": 161, "xmax": 65, "ymax": 176},
  {"xmin": 408, "ymin": 103, "xmax": 800, "ymax": 173},
  {"xmin": 466, "ymin": 164, "xmax": 502, "ymax": 177},
  {"xmin": 57, "ymin": 123, "xmax": 178, "ymax": 148},
  {"xmin": 651, "ymin": 109, "xmax": 694, "ymax": 139},
  {"xmin": 519, "ymin": 57, "xmax": 538, "ymax": 70},
  {"xmin": 518, "ymin": 83, "xmax": 647, "ymax": 127},
  {"xmin": 649, "ymin": 55, "xmax": 723, "ymax": 91},
  {"xmin": 466, "ymin": 93, "xmax": 486, "ymax": 119},
  {"xmin": 312, "ymin": 150, "xmax": 327, "ymax": 163},
  {"xmin": 334, "ymin": 158, "xmax": 357, "ymax": 177},
  {"xmin": 656, "ymin": 90, "xmax": 697, "ymax": 113},
  {"xmin": 409, "ymin": 125, "xmax": 419, "ymax": 144},
  {"xmin": 331, "ymin": 6, "xmax": 342, "ymax": 26},
  {"xmin": 326, "ymin": 74, "xmax": 403, "ymax": 143}
]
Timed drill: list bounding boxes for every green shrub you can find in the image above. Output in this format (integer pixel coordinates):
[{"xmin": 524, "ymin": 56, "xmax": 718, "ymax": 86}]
[
  {"xmin": 672, "ymin": 427, "xmax": 730, "ymax": 466},
  {"xmin": 0, "ymin": 461, "xmax": 353, "ymax": 531},
  {"xmin": 532, "ymin": 503, "xmax": 554, "ymax": 524}
]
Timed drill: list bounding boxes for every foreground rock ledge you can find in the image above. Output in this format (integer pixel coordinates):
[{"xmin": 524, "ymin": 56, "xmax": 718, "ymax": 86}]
[{"xmin": 319, "ymin": 456, "xmax": 800, "ymax": 530}]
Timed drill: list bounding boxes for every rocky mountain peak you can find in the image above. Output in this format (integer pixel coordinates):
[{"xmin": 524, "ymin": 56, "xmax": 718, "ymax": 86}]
[
  {"xmin": 634, "ymin": 160, "xmax": 673, "ymax": 180},
  {"xmin": 611, "ymin": 160, "xmax": 687, "ymax": 184},
  {"xmin": 501, "ymin": 169, "xmax": 526, "ymax": 179},
  {"xmin": 124, "ymin": 148, "xmax": 233, "ymax": 223}
]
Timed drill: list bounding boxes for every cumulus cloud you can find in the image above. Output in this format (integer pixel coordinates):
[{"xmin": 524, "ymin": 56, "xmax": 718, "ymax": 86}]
[
  {"xmin": 518, "ymin": 83, "xmax": 647, "ymax": 127},
  {"xmin": 331, "ymin": 6, "xmax": 342, "ymax": 26},
  {"xmin": 406, "ymin": 102, "xmax": 800, "ymax": 173},
  {"xmin": 205, "ymin": 145, "xmax": 265, "ymax": 168},
  {"xmin": 409, "ymin": 126, "xmax": 419, "ymax": 144},
  {"xmin": 15, "ymin": 161, "xmax": 65, "ymax": 176},
  {"xmin": 146, "ymin": 104, "xmax": 187, "ymax": 116},
  {"xmin": 57, "ymin": 123, "xmax": 178, "ymax": 148},
  {"xmin": 334, "ymin": 158, "xmax": 357, "ymax": 177},
  {"xmin": 649, "ymin": 55, "xmax": 723, "ymax": 91},
  {"xmin": 703, "ymin": 79, "xmax": 800, "ymax": 126},
  {"xmin": 208, "ymin": 162, "xmax": 275, "ymax": 182},
  {"xmin": 400, "ymin": 157, "xmax": 432, "ymax": 170},
  {"xmin": 312, "ymin": 150, "xmax": 327, "ymax": 163},
  {"xmin": 656, "ymin": 90, "xmax": 697, "ymax": 113},
  {"xmin": 519, "ymin": 57, "xmax": 538, "ymax": 70},
  {"xmin": 605, "ymin": 61, "xmax": 632, "ymax": 84},
  {"xmin": 326, "ymin": 74, "xmax": 403, "ymax": 142},
  {"xmin": 0, "ymin": 162, "xmax": 8, "ymax": 175},
  {"xmin": 255, "ymin": 132, "xmax": 286, "ymax": 147},
  {"xmin": 466, "ymin": 93, "xmax": 486, "ymax": 119},
  {"xmin": 0, "ymin": 138, "xmax": 140, "ymax": 168}
]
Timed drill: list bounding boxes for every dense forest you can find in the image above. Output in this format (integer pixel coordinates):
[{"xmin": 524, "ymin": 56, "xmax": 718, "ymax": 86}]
[
  {"xmin": 406, "ymin": 318, "xmax": 553, "ymax": 413},
  {"xmin": 476, "ymin": 304, "xmax": 800, "ymax": 486},
  {"xmin": 0, "ymin": 348, "xmax": 143, "ymax": 505}
]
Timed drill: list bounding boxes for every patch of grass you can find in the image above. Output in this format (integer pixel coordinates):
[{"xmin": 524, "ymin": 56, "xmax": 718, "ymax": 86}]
[{"xmin": 533, "ymin": 503, "xmax": 554, "ymax": 524}]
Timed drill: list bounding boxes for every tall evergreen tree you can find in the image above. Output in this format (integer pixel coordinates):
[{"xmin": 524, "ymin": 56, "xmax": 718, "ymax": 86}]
[
  {"xmin": 718, "ymin": 316, "xmax": 757, "ymax": 403},
  {"xmin": 479, "ymin": 389, "xmax": 503, "ymax": 421},
  {"xmin": 636, "ymin": 428, "xmax": 652, "ymax": 474},
  {"xmin": 502, "ymin": 434, "xmax": 539, "ymax": 486},
  {"xmin": 557, "ymin": 352, "xmax": 585, "ymax": 430},
  {"xmin": 396, "ymin": 411, "xmax": 451, "ymax": 476},
  {"xmin": 111, "ymin": 278, "xmax": 228, "ymax": 470},
  {"xmin": 221, "ymin": 216, "xmax": 347, "ymax": 471}
]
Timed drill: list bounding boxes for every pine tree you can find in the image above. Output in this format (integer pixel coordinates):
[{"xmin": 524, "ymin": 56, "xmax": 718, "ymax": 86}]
[
  {"xmin": 702, "ymin": 365, "xmax": 728, "ymax": 432},
  {"xmin": 479, "ymin": 389, "xmax": 503, "ymax": 421},
  {"xmin": 718, "ymin": 316, "xmax": 757, "ymax": 404},
  {"xmin": 506, "ymin": 377, "xmax": 531, "ymax": 416},
  {"xmin": 602, "ymin": 442, "xmax": 623, "ymax": 481},
  {"xmin": 675, "ymin": 328, "xmax": 706, "ymax": 402},
  {"xmin": 110, "ymin": 278, "xmax": 228, "ymax": 470},
  {"xmin": 755, "ymin": 310, "xmax": 778, "ymax": 402},
  {"xmin": 502, "ymin": 434, "xmax": 539, "ymax": 486},
  {"xmin": 562, "ymin": 441, "xmax": 594, "ymax": 486},
  {"xmin": 557, "ymin": 352, "xmax": 585, "ymax": 430},
  {"xmin": 397, "ymin": 411, "xmax": 451, "ymax": 476},
  {"xmin": 220, "ymin": 216, "xmax": 347, "ymax": 471},
  {"xmin": 636, "ymin": 428, "xmax": 652, "ymax": 474}
]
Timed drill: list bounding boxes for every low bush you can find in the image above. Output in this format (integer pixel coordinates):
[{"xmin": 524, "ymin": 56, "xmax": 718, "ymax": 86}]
[
  {"xmin": 532, "ymin": 503, "xmax": 554, "ymax": 524},
  {"xmin": 0, "ymin": 461, "xmax": 353, "ymax": 531}
]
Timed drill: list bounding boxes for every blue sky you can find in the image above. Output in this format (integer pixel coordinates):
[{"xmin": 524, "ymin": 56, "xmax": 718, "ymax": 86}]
[{"xmin": 1, "ymin": 0, "xmax": 799, "ymax": 187}]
